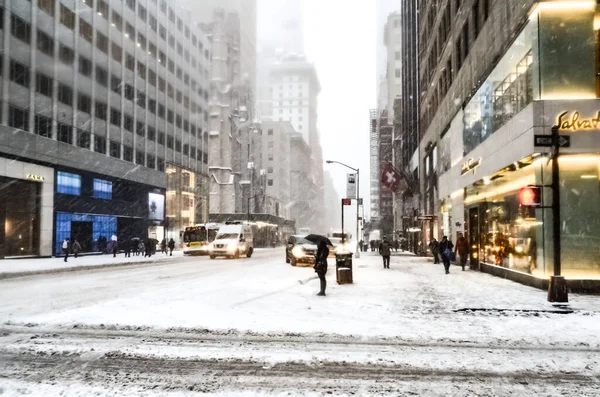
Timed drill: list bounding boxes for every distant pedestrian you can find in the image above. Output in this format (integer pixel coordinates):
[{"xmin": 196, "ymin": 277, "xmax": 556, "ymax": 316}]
[
  {"xmin": 370, "ymin": 240, "xmax": 375, "ymax": 252},
  {"xmin": 314, "ymin": 240, "xmax": 329, "ymax": 296},
  {"xmin": 439, "ymin": 236, "xmax": 454, "ymax": 274},
  {"xmin": 455, "ymin": 232, "xmax": 469, "ymax": 271},
  {"xmin": 379, "ymin": 237, "xmax": 392, "ymax": 269},
  {"xmin": 112, "ymin": 239, "xmax": 119, "ymax": 258},
  {"xmin": 72, "ymin": 239, "xmax": 82, "ymax": 259},
  {"xmin": 123, "ymin": 239, "xmax": 131, "ymax": 257},
  {"xmin": 429, "ymin": 238, "xmax": 440, "ymax": 264},
  {"xmin": 168, "ymin": 238, "xmax": 175, "ymax": 256},
  {"xmin": 145, "ymin": 238, "xmax": 153, "ymax": 257},
  {"xmin": 62, "ymin": 238, "xmax": 70, "ymax": 262},
  {"xmin": 160, "ymin": 239, "xmax": 167, "ymax": 255},
  {"xmin": 138, "ymin": 241, "xmax": 145, "ymax": 256}
]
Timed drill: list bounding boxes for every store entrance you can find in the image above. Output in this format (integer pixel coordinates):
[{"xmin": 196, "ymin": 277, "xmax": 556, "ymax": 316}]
[
  {"xmin": 467, "ymin": 204, "xmax": 486, "ymax": 270},
  {"xmin": 72, "ymin": 221, "xmax": 93, "ymax": 252}
]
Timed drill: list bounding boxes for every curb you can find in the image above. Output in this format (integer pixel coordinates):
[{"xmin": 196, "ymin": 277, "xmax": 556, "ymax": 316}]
[{"xmin": 0, "ymin": 256, "xmax": 180, "ymax": 280}]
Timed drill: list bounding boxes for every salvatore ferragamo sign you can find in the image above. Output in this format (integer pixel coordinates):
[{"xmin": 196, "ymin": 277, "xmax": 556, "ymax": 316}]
[{"xmin": 556, "ymin": 111, "xmax": 600, "ymax": 131}]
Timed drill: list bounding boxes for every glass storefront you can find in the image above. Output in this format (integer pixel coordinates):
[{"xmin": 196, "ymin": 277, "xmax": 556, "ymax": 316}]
[
  {"xmin": 1, "ymin": 176, "xmax": 40, "ymax": 257},
  {"xmin": 55, "ymin": 213, "xmax": 117, "ymax": 255},
  {"xmin": 559, "ymin": 155, "xmax": 600, "ymax": 278},
  {"xmin": 465, "ymin": 156, "xmax": 545, "ymax": 276}
]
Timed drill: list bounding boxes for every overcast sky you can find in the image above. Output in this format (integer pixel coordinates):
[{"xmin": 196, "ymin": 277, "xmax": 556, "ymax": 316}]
[{"xmin": 302, "ymin": 0, "xmax": 376, "ymax": 210}]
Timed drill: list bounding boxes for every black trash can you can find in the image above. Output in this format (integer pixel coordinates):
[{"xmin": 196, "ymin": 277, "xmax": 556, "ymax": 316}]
[{"xmin": 335, "ymin": 252, "xmax": 353, "ymax": 284}]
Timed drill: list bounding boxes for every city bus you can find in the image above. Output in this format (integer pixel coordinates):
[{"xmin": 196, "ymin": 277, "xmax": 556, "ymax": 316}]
[{"xmin": 182, "ymin": 223, "xmax": 220, "ymax": 255}]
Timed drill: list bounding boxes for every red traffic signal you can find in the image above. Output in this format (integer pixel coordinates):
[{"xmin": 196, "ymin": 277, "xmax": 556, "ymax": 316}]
[
  {"xmin": 519, "ymin": 186, "xmax": 542, "ymax": 207},
  {"xmin": 342, "ymin": 198, "xmax": 352, "ymax": 206}
]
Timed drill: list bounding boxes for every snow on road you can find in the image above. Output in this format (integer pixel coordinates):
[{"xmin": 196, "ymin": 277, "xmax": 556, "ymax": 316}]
[{"xmin": 1, "ymin": 249, "xmax": 600, "ymax": 396}]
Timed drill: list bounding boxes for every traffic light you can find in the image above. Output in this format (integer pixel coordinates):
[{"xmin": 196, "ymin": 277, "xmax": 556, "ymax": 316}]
[{"xmin": 519, "ymin": 186, "xmax": 542, "ymax": 207}]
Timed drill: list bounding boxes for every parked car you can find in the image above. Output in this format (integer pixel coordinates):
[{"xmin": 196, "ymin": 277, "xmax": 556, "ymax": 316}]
[{"xmin": 285, "ymin": 235, "xmax": 318, "ymax": 266}]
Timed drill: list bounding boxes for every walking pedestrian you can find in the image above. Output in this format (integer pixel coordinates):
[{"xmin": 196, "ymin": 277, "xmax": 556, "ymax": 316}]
[
  {"xmin": 72, "ymin": 239, "xmax": 82, "ymax": 259},
  {"xmin": 429, "ymin": 238, "xmax": 440, "ymax": 264},
  {"xmin": 112, "ymin": 239, "xmax": 119, "ymax": 258},
  {"xmin": 168, "ymin": 238, "xmax": 175, "ymax": 256},
  {"xmin": 123, "ymin": 238, "xmax": 131, "ymax": 258},
  {"xmin": 314, "ymin": 240, "xmax": 329, "ymax": 296},
  {"xmin": 62, "ymin": 238, "xmax": 70, "ymax": 262},
  {"xmin": 439, "ymin": 236, "xmax": 454, "ymax": 274},
  {"xmin": 145, "ymin": 238, "xmax": 153, "ymax": 257},
  {"xmin": 160, "ymin": 239, "xmax": 167, "ymax": 255},
  {"xmin": 455, "ymin": 232, "xmax": 469, "ymax": 271},
  {"xmin": 379, "ymin": 237, "xmax": 392, "ymax": 269},
  {"xmin": 138, "ymin": 240, "xmax": 145, "ymax": 256}
]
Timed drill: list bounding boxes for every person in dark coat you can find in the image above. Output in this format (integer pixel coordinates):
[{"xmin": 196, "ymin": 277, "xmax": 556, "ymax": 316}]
[
  {"xmin": 379, "ymin": 237, "xmax": 392, "ymax": 269},
  {"xmin": 111, "ymin": 240, "xmax": 119, "ymax": 258},
  {"xmin": 144, "ymin": 238, "xmax": 153, "ymax": 257},
  {"xmin": 314, "ymin": 241, "xmax": 329, "ymax": 296},
  {"xmin": 160, "ymin": 239, "xmax": 167, "ymax": 255},
  {"xmin": 122, "ymin": 239, "xmax": 131, "ymax": 257},
  {"xmin": 454, "ymin": 232, "xmax": 469, "ymax": 271},
  {"xmin": 168, "ymin": 238, "xmax": 175, "ymax": 256},
  {"xmin": 71, "ymin": 239, "xmax": 81, "ymax": 259},
  {"xmin": 429, "ymin": 238, "xmax": 440, "ymax": 264},
  {"xmin": 439, "ymin": 236, "xmax": 454, "ymax": 274}
]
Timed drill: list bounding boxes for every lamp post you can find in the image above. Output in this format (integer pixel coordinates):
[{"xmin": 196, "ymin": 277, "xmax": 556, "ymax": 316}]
[{"xmin": 326, "ymin": 160, "xmax": 361, "ymax": 259}]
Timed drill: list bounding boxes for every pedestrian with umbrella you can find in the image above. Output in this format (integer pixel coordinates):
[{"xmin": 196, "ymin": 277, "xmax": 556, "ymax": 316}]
[{"xmin": 304, "ymin": 234, "xmax": 333, "ymax": 297}]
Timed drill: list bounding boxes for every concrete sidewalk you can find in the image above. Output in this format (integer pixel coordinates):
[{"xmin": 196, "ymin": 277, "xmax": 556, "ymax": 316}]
[{"xmin": 0, "ymin": 251, "xmax": 185, "ymax": 279}]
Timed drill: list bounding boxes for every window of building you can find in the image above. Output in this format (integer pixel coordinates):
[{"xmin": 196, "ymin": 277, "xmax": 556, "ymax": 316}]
[
  {"xmin": 175, "ymin": 139, "xmax": 182, "ymax": 152},
  {"xmin": 157, "ymin": 157, "xmax": 165, "ymax": 171},
  {"xmin": 10, "ymin": 60, "xmax": 30, "ymax": 87},
  {"xmin": 148, "ymin": 43, "xmax": 157, "ymax": 59},
  {"xmin": 125, "ymin": 0, "xmax": 135, "ymax": 11},
  {"xmin": 395, "ymin": 68, "xmax": 401, "ymax": 78},
  {"xmin": 149, "ymin": 14, "xmax": 157, "ymax": 32},
  {"xmin": 95, "ymin": 101, "xmax": 107, "ymax": 120},
  {"xmin": 96, "ymin": 66, "xmax": 108, "ymax": 87},
  {"xmin": 94, "ymin": 135, "xmax": 106, "ymax": 154},
  {"xmin": 93, "ymin": 179, "xmax": 112, "ymax": 199},
  {"xmin": 268, "ymin": 167, "xmax": 273, "ymax": 173},
  {"xmin": 109, "ymin": 140, "xmax": 120, "ymax": 158},
  {"xmin": 125, "ymin": 53, "xmax": 135, "ymax": 71},
  {"xmin": 124, "ymin": 84, "xmax": 134, "ymax": 101},
  {"xmin": 110, "ymin": 108, "xmax": 121, "ymax": 126},
  {"xmin": 146, "ymin": 154, "xmax": 155, "ymax": 169},
  {"xmin": 34, "ymin": 114, "xmax": 52, "ymax": 137},
  {"xmin": 11, "ymin": 14, "xmax": 31, "ymax": 44},
  {"xmin": 137, "ymin": 61, "xmax": 146, "ymax": 79},
  {"xmin": 123, "ymin": 114, "xmax": 133, "ymax": 131},
  {"xmin": 137, "ymin": 91, "xmax": 145, "ymax": 108},
  {"xmin": 59, "ymin": 44, "xmax": 74, "ymax": 65},
  {"xmin": 135, "ymin": 150, "xmax": 145, "ymax": 165},
  {"xmin": 97, "ymin": 0, "xmax": 109, "ymax": 18},
  {"xmin": 158, "ymin": 131, "xmax": 165, "ymax": 145},
  {"xmin": 136, "ymin": 121, "xmax": 145, "ymax": 137},
  {"xmin": 268, "ymin": 153, "xmax": 273, "ymax": 161},
  {"xmin": 147, "ymin": 126, "xmax": 156, "ymax": 141},
  {"xmin": 111, "ymin": 75, "xmax": 121, "ymax": 94},
  {"xmin": 79, "ymin": 56, "xmax": 92, "ymax": 77},
  {"xmin": 77, "ymin": 130, "xmax": 90, "ymax": 149},
  {"xmin": 148, "ymin": 98, "xmax": 156, "ymax": 114},
  {"xmin": 57, "ymin": 122, "xmax": 72, "ymax": 144},
  {"xmin": 39, "ymin": 0, "xmax": 55, "ymax": 15},
  {"xmin": 123, "ymin": 145, "xmax": 133, "ymax": 162},
  {"xmin": 57, "ymin": 172, "xmax": 81, "ymax": 195},
  {"xmin": 158, "ymin": 104, "xmax": 165, "ymax": 119},
  {"xmin": 79, "ymin": 18, "xmax": 93, "ymax": 43},
  {"xmin": 96, "ymin": 31, "xmax": 108, "ymax": 53},
  {"xmin": 111, "ymin": 42, "xmax": 122, "ymax": 63},
  {"xmin": 9, "ymin": 106, "xmax": 29, "ymax": 131},
  {"xmin": 112, "ymin": 10, "xmax": 123, "ymax": 31},
  {"xmin": 59, "ymin": 4, "xmax": 75, "ymax": 29},
  {"xmin": 166, "ymin": 135, "xmax": 173, "ymax": 149},
  {"xmin": 37, "ymin": 30, "xmax": 54, "ymax": 56},
  {"xmin": 125, "ymin": 23, "xmax": 134, "ymax": 40},
  {"xmin": 78, "ymin": 93, "xmax": 91, "ymax": 113},
  {"xmin": 138, "ymin": 4, "xmax": 147, "ymax": 21},
  {"xmin": 159, "ymin": 24, "xmax": 166, "ymax": 40},
  {"xmin": 137, "ymin": 33, "xmax": 146, "ymax": 50},
  {"xmin": 58, "ymin": 83, "xmax": 73, "ymax": 105},
  {"xmin": 268, "ymin": 179, "xmax": 273, "ymax": 186},
  {"xmin": 183, "ymin": 143, "xmax": 189, "ymax": 156},
  {"xmin": 148, "ymin": 69, "xmax": 156, "ymax": 86}
]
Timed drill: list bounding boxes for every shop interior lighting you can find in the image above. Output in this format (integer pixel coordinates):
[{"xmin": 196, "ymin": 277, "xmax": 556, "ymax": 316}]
[
  {"xmin": 530, "ymin": 0, "xmax": 596, "ymax": 20},
  {"xmin": 580, "ymin": 175, "xmax": 597, "ymax": 179}
]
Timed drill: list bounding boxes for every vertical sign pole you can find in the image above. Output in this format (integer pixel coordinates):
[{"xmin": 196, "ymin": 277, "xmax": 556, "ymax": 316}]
[
  {"xmin": 355, "ymin": 169, "xmax": 360, "ymax": 258},
  {"xmin": 341, "ymin": 199, "xmax": 345, "ymax": 245}
]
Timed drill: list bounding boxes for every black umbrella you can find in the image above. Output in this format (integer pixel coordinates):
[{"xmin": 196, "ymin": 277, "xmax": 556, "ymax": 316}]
[{"xmin": 304, "ymin": 234, "xmax": 333, "ymax": 247}]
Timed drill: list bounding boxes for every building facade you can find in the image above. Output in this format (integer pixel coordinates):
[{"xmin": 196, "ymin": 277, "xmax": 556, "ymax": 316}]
[
  {"xmin": 0, "ymin": 0, "xmax": 210, "ymax": 257},
  {"xmin": 419, "ymin": 0, "xmax": 600, "ymax": 286},
  {"xmin": 384, "ymin": 12, "xmax": 402, "ymax": 121}
]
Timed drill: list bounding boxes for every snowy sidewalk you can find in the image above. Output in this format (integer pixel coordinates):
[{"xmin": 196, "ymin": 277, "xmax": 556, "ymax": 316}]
[{"xmin": 0, "ymin": 251, "xmax": 185, "ymax": 279}]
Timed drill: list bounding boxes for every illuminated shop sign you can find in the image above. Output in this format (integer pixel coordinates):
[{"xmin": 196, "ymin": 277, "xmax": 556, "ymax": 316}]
[
  {"xmin": 461, "ymin": 158, "xmax": 482, "ymax": 176},
  {"xmin": 148, "ymin": 193, "xmax": 165, "ymax": 221},
  {"xmin": 25, "ymin": 173, "xmax": 45, "ymax": 182},
  {"xmin": 556, "ymin": 111, "xmax": 600, "ymax": 131}
]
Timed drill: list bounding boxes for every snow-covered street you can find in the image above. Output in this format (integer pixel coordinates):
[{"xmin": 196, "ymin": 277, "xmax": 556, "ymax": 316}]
[{"xmin": 1, "ymin": 249, "xmax": 600, "ymax": 396}]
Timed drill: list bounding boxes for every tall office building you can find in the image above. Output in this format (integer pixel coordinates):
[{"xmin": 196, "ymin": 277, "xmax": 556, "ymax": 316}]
[{"xmin": 0, "ymin": 0, "xmax": 211, "ymax": 258}]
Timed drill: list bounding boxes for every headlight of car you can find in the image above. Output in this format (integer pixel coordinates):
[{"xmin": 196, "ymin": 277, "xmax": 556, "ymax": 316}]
[
  {"xmin": 208, "ymin": 243, "xmax": 214, "ymax": 250},
  {"xmin": 292, "ymin": 246, "xmax": 304, "ymax": 258},
  {"xmin": 227, "ymin": 242, "xmax": 238, "ymax": 252}
]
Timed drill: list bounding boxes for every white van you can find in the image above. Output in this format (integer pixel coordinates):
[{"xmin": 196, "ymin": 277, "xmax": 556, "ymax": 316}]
[{"xmin": 208, "ymin": 222, "xmax": 254, "ymax": 259}]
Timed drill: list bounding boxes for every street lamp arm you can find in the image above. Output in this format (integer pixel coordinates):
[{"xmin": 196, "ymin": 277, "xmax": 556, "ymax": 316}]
[{"xmin": 326, "ymin": 160, "xmax": 358, "ymax": 173}]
